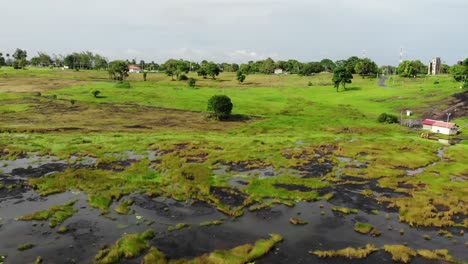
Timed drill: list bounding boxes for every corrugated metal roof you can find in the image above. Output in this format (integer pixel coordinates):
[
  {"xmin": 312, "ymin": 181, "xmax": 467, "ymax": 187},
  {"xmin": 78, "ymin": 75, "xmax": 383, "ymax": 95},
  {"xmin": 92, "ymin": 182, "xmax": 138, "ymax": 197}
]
[{"xmin": 432, "ymin": 121, "xmax": 457, "ymax": 129}]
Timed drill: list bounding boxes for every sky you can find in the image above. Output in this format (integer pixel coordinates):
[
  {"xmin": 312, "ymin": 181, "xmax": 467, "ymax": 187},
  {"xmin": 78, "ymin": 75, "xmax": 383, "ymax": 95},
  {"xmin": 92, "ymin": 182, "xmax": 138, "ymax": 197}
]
[{"xmin": 1, "ymin": 0, "xmax": 467, "ymax": 65}]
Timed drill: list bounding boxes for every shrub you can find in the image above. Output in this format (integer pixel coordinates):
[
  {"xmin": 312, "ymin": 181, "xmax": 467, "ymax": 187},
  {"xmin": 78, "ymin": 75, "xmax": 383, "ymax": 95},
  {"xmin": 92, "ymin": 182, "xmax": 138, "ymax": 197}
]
[
  {"xmin": 178, "ymin": 74, "xmax": 188, "ymax": 81},
  {"xmin": 433, "ymin": 80, "xmax": 439, "ymax": 85},
  {"xmin": 378, "ymin": 113, "xmax": 398, "ymax": 124},
  {"xmin": 115, "ymin": 82, "xmax": 132, "ymax": 89},
  {"xmin": 308, "ymin": 81, "xmax": 313, "ymax": 86},
  {"xmin": 143, "ymin": 72, "xmax": 147, "ymax": 81},
  {"xmin": 207, "ymin": 95, "xmax": 233, "ymax": 120},
  {"xmin": 188, "ymin": 78, "xmax": 197, "ymax": 88},
  {"xmin": 92, "ymin": 90, "xmax": 101, "ymax": 98}
]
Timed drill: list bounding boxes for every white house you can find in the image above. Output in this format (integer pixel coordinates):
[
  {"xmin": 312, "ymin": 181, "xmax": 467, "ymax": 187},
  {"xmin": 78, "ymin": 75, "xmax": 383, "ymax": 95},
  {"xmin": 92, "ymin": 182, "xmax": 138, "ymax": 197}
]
[
  {"xmin": 128, "ymin": 65, "xmax": 141, "ymax": 73},
  {"xmin": 422, "ymin": 119, "xmax": 459, "ymax": 135},
  {"xmin": 274, "ymin": 69, "xmax": 286, "ymax": 75}
]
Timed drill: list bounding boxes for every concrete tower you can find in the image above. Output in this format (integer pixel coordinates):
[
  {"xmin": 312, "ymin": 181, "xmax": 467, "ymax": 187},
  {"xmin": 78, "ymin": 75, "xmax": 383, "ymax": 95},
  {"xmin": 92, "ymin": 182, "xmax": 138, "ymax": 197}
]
[{"xmin": 428, "ymin": 57, "xmax": 441, "ymax": 75}]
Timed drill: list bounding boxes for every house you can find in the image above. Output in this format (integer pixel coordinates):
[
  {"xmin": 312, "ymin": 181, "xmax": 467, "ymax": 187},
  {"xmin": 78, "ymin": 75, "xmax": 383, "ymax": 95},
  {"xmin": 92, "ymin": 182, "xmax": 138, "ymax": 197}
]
[
  {"xmin": 274, "ymin": 69, "xmax": 286, "ymax": 75},
  {"xmin": 128, "ymin": 65, "xmax": 141, "ymax": 73},
  {"xmin": 422, "ymin": 119, "xmax": 458, "ymax": 135}
]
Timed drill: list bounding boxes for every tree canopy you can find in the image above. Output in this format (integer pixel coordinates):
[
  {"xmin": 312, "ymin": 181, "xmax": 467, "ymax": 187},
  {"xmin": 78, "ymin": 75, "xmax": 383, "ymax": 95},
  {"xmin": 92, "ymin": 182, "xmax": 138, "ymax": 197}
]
[
  {"xmin": 332, "ymin": 66, "xmax": 353, "ymax": 92},
  {"xmin": 108, "ymin": 60, "xmax": 129, "ymax": 82},
  {"xmin": 354, "ymin": 58, "xmax": 379, "ymax": 78}
]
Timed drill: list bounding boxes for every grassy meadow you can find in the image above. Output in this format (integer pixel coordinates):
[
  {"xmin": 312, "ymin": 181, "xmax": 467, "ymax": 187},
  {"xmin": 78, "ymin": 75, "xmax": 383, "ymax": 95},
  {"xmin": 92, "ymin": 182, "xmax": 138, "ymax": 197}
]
[{"xmin": 0, "ymin": 67, "xmax": 467, "ymax": 263}]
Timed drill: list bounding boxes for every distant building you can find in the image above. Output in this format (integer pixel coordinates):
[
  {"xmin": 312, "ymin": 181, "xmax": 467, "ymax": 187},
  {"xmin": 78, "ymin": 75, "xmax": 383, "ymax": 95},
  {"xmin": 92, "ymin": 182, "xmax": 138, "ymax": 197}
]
[
  {"xmin": 422, "ymin": 119, "xmax": 458, "ymax": 135},
  {"xmin": 427, "ymin": 57, "xmax": 441, "ymax": 75},
  {"xmin": 274, "ymin": 69, "xmax": 286, "ymax": 75},
  {"xmin": 128, "ymin": 65, "xmax": 141, "ymax": 73}
]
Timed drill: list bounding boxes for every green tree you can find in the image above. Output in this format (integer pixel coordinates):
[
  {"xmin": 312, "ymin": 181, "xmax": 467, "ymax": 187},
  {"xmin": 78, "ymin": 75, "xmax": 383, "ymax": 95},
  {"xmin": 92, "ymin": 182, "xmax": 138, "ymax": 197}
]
[
  {"xmin": 188, "ymin": 77, "xmax": 197, "ymax": 88},
  {"xmin": 398, "ymin": 60, "xmax": 427, "ymax": 77},
  {"xmin": 143, "ymin": 72, "xmax": 147, "ymax": 81},
  {"xmin": 332, "ymin": 66, "xmax": 353, "ymax": 92},
  {"xmin": 320, "ymin": 59, "xmax": 336, "ymax": 72},
  {"xmin": 236, "ymin": 70, "xmax": 246, "ymax": 83},
  {"xmin": 197, "ymin": 67, "xmax": 208, "ymax": 78},
  {"xmin": 206, "ymin": 62, "xmax": 221, "ymax": 79},
  {"xmin": 0, "ymin": 53, "xmax": 6, "ymax": 67},
  {"xmin": 345, "ymin": 56, "xmax": 361, "ymax": 74},
  {"xmin": 162, "ymin": 59, "xmax": 189, "ymax": 81},
  {"xmin": 12, "ymin": 48, "xmax": 27, "ymax": 69},
  {"xmin": 450, "ymin": 64, "xmax": 468, "ymax": 82},
  {"xmin": 108, "ymin": 60, "xmax": 129, "ymax": 82},
  {"xmin": 207, "ymin": 95, "xmax": 233, "ymax": 120},
  {"xmin": 259, "ymin": 58, "xmax": 276, "ymax": 74},
  {"xmin": 300, "ymin": 62, "xmax": 324, "ymax": 76},
  {"xmin": 354, "ymin": 58, "xmax": 379, "ymax": 78}
]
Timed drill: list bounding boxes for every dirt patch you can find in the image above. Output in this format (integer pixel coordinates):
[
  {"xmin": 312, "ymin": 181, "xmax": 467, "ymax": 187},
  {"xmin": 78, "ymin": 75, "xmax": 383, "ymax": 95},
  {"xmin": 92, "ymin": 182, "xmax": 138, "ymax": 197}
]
[
  {"xmin": 11, "ymin": 163, "xmax": 68, "ymax": 178},
  {"xmin": 96, "ymin": 159, "xmax": 137, "ymax": 172},
  {"xmin": 210, "ymin": 187, "xmax": 247, "ymax": 208},
  {"xmin": 0, "ymin": 77, "xmax": 87, "ymax": 93},
  {"xmin": 422, "ymin": 91, "xmax": 468, "ymax": 120},
  {"xmin": 295, "ymin": 160, "xmax": 334, "ymax": 178}
]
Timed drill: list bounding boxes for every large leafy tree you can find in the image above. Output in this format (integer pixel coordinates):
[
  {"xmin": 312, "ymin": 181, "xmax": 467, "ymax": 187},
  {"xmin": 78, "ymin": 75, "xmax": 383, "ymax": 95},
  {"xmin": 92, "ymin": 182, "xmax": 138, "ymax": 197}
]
[
  {"xmin": 354, "ymin": 58, "xmax": 379, "ymax": 78},
  {"xmin": 332, "ymin": 66, "xmax": 353, "ymax": 92},
  {"xmin": 108, "ymin": 60, "xmax": 129, "ymax": 82}
]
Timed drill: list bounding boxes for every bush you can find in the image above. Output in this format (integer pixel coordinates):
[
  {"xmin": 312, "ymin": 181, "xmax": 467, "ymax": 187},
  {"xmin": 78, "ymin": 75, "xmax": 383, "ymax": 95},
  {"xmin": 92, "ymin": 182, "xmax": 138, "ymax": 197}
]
[
  {"xmin": 178, "ymin": 74, "xmax": 188, "ymax": 81},
  {"xmin": 463, "ymin": 81, "xmax": 468, "ymax": 89},
  {"xmin": 308, "ymin": 81, "xmax": 313, "ymax": 86},
  {"xmin": 378, "ymin": 113, "xmax": 398, "ymax": 124},
  {"xmin": 433, "ymin": 80, "xmax": 439, "ymax": 85},
  {"xmin": 92, "ymin": 90, "xmax": 101, "ymax": 98},
  {"xmin": 207, "ymin": 95, "xmax": 233, "ymax": 120},
  {"xmin": 188, "ymin": 78, "xmax": 197, "ymax": 88},
  {"xmin": 115, "ymin": 82, "xmax": 132, "ymax": 89}
]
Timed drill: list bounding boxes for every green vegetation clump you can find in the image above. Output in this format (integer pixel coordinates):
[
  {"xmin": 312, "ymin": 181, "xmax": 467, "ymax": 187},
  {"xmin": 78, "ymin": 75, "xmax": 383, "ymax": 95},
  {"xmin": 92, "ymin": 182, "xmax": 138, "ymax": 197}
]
[
  {"xmin": 18, "ymin": 200, "xmax": 77, "ymax": 227},
  {"xmin": 377, "ymin": 113, "xmax": 398, "ymax": 124},
  {"xmin": 383, "ymin": 245, "xmax": 417, "ymax": 263},
  {"xmin": 141, "ymin": 234, "xmax": 283, "ymax": 264},
  {"xmin": 354, "ymin": 222, "xmax": 373, "ymax": 234},
  {"xmin": 168, "ymin": 223, "xmax": 190, "ymax": 231},
  {"xmin": 199, "ymin": 220, "xmax": 223, "ymax": 226},
  {"xmin": 332, "ymin": 207, "xmax": 358, "ymax": 214},
  {"xmin": 207, "ymin": 95, "xmax": 233, "ymax": 120},
  {"xmin": 417, "ymin": 249, "xmax": 455, "ymax": 262},
  {"xmin": 114, "ymin": 199, "xmax": 134, "ymax": 215},
  {"xmin": 17, "ymin": 244, "xmax": 35, "ymax": 251},
  {"xmin": 188, "ymin": 77, "xmax": 197, "ymax": 88},
  {"xmin": 311, "ymin": 244, "xmax": 377, "ymax": 259},
  {"xmin": 289, "ymin": 218, "xmax": 308, "ymax": 225},
  {"xmin": 114, "ymin": 82, "xmax": 132, "ymax": 89},
  {"xmin": 94, "ymin": 229, "xmax": 155, "ymax": 264}
]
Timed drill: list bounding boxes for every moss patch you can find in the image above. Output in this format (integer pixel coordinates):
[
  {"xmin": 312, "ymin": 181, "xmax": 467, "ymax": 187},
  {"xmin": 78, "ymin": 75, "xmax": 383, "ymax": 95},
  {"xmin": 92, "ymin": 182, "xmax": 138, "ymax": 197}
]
[
  {"xmin": 311, "ymin": 244, "xmax": 377, "ymax": 259},
  {"xmin": 94, "ymin": 229, "xmax": 155, "ymax": 264},
  {"xmin": 18, "ymin": 199, "xmax": 77, "ymax": 227},
  {"xmin": 354, "ymin": 222, "xmax": 373, "ymax": 234}
]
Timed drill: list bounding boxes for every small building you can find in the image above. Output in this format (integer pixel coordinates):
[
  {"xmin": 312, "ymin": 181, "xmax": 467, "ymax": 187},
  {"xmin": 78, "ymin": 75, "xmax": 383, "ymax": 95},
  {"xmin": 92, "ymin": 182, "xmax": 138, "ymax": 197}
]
[
  {"xmin": 128, "ymin": 65, "xmax": 141, "ymax": 73},
  {"xmin": 422, "ymin": 119, "xmax": 458, "ymax": 135},
  {"xmin": 405, "ymin": 110, "xmax": 412, "ymax": 116},
  {"xmin": 274, "ymin": 69, "xmax": 286, "ymax": 75}
]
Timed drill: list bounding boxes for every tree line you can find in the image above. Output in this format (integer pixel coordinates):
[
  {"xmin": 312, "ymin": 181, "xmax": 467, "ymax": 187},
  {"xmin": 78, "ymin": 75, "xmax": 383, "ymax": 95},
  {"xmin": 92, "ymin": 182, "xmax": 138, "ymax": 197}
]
[{"xmin": 0, "ymin": 48, "xmax": 466, "ymax": 83}]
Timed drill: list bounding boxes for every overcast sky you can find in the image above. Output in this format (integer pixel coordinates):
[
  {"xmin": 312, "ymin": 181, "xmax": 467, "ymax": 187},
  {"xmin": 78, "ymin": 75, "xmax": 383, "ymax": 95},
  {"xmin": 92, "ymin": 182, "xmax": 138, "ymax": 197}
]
[{"xmin": 1, "ymin": 0, "xmax": 467, "ymax": 65}]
